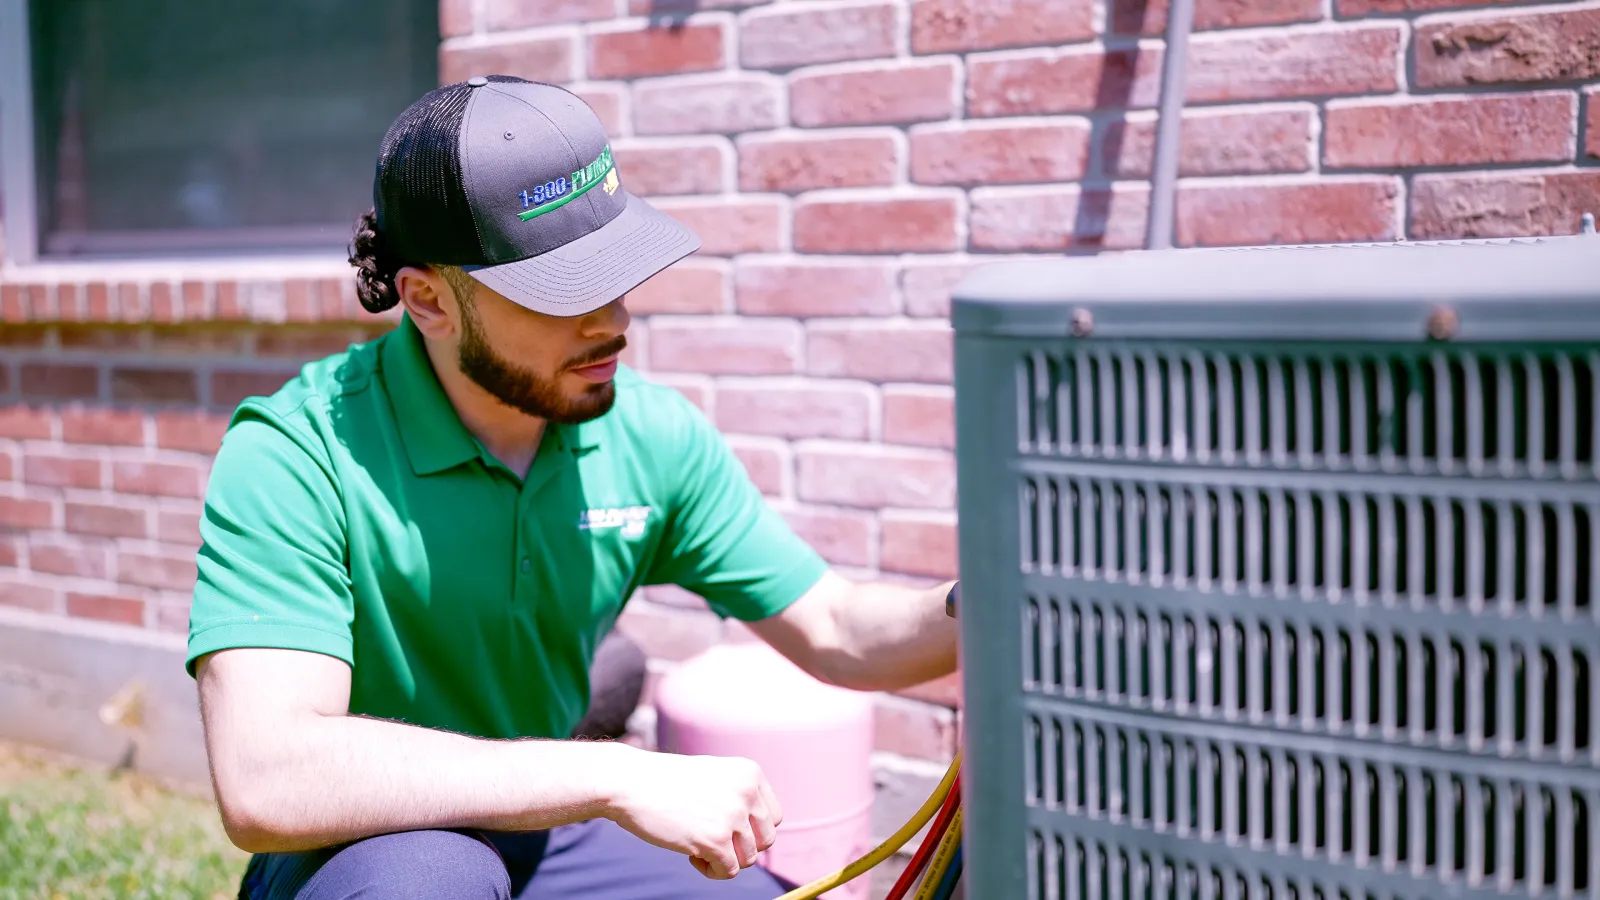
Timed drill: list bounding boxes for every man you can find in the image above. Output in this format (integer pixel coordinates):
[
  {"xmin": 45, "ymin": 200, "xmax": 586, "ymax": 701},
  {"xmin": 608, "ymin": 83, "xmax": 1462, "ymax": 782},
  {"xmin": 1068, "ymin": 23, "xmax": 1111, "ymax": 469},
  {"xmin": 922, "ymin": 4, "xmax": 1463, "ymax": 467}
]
[{"xmin": 188, "ymin": 75, "xmax": 960, "ymax": 900}]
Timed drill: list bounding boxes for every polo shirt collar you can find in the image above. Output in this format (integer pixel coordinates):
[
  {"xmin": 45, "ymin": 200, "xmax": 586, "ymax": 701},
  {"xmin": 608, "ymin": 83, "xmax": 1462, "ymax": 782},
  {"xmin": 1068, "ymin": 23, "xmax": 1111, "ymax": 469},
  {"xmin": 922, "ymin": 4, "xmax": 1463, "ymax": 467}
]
[{"xmin": 382, "ymin": 314, "xmax": 482, "ymax": 476}]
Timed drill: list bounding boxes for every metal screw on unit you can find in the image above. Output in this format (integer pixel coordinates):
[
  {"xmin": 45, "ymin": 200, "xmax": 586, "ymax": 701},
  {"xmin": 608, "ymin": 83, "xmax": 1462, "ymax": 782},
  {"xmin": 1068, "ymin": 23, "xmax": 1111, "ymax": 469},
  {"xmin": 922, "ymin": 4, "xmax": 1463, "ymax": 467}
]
[
  {"xmin": 1427, "ymin": 305, "xmax": 1459, "ymax": 341},
  {"xmin": 1070, "ymin": 308, "xmax": 1094, "ymax": 337},
  {"xmin": 504, "ymin": 131, "xmax": 515, "ymax": 141}
]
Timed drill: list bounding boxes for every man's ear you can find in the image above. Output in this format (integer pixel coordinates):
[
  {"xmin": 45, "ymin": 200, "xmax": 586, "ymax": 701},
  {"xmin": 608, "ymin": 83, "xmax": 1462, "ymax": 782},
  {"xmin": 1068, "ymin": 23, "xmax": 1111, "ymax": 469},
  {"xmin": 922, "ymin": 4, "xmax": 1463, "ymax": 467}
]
[{"xmin": 395, "ymin": 266, "xmax": 456, "ymax": 340}]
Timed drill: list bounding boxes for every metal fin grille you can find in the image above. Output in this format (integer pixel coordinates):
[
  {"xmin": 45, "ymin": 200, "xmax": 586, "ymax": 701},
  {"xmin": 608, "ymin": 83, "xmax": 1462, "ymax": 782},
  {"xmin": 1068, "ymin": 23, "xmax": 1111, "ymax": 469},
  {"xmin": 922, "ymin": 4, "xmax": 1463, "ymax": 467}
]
[
  {"xmin": 1018, "ymin": 349, "xmax": 1599, "ymax": 480},
  {"xmin": 1013, "ymin": 343, "xmax": 1600, "ymax": 900}
]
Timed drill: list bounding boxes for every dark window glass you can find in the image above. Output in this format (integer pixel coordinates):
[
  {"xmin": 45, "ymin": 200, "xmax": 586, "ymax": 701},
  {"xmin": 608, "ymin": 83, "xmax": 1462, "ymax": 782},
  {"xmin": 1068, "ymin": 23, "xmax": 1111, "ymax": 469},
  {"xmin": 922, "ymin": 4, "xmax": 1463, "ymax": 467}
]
[{"xmin": 29, "ymin": 1, "xmax": 437, "ymax": 257}]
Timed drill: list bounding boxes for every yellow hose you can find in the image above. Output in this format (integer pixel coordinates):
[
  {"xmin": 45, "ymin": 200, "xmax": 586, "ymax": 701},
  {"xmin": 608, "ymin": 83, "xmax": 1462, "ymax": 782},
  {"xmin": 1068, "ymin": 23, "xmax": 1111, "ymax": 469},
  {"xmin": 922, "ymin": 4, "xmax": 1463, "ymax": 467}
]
[
  {"xmin": 911, "ymin": 807, "xmax": 964, "ymax": 900},
  {"xmin": 772, "ymin": 750, "xmax": 962, "ymax": 900}
]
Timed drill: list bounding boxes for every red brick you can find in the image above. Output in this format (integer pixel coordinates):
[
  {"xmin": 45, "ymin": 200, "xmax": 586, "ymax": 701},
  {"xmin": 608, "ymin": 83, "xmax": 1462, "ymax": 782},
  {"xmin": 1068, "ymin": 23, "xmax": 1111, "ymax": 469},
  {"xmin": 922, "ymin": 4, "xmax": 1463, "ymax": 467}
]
[
  {"xmin": 782, "ymin": 506, "xmax": 874, "ymax": 568},
  {"xmin": 735, "ymin": 260, "xmax": 898, "ymax": 317},
  {"xmin": 1416, "ymin": 7, "xmax": 1600, "ymax": 89},
  {"xmin": 808, "ymin": 322, "xmax": 953, "ymax": 384},
  {"xmin": 158, "ymin": 509, "xmax": 203, "ymax": 547},
  {"xmin": 487, "ymin": 0, "xmax": 613, "ymax": 29},
  {"xmin": 797, "ymin": 443, "xmax": 955, "ymax": 509},
  {"xmin": 118, "ymin": 550, "xmax": 198, "ymax": 592},
  {"xmin": 25, "ymin": 284, "xmax": 55, "ymax": 319},
  {"xmin": 0, "ymin": 367, "xmax": 7, "ymax": 396},
  {"xmin": 901, "ymin": 260, "xmax": 977, "ymax": 319},
  {"xmin": 619, "ymin": 323, "xmax": 648, "ymax": 373},
  {"xmin": 440, "ymin": 0, "xmax": 474, "ymax": 37},
  {"xmin": 254, "ymin": 329, "xmax": 360, "ymax": 359},
  {"xmin": 1187, "ymin": 25, "xmax": 1402, "ymax": 103},
  {"xmin": 84, "ymin": 282, "xmax": 113, "ymax": 319},
  {"xmin": 29, "ymin": 537, "xmax": 111, "ymax": 579},
  {"xmin": 110, "ymin": 368, "xmax": 200, "ymax": 405},
  {"xmin": 179, "ymin": 282, "xmax": 208, "ymax": 318},
  {"xmin": 1326, "ymin": 93, "xmax": 1576, "ymax": 169},
  {"xmin": 20, "ymin": 364, "xmax": 99, "ymax": 401},
  {"xmin": 1107, "ymin": 106, "xmax": 1315, "ymax": 178},
  {"xmin": 970, "ymin": 185, "xmax": 1149, "ymax": 252},
  {"xmin": 0, "ymin": 577, "xmax": 58, "ymax": 613},
  {"xmin": 211, "ymin": 369, "xmax": 297, "ymax": 409},
  {"xmin": 874, "ymin": 695, "xmax": 956, "ymax": 761},
  {"xmin": 0, "ymin": 322, "xmax": 48, "ymax": 347},
  {"xmin": 1178, "ymin": 178, "xmax": 1401, "ymax": 247},
  {"xmin": 612, "ymin": 138, "xmax": 729, "ymax": 197},
  {"xmin": 912, "ymin": 0, "xmax": 1094, "ymax": 54},
  {"xmin": 214, "ymin": 281, "xmax": 245, "ymax": 320},
  {"xmin": 790, "ymin": 60, "xmax": 959, "ymax": 128},
  {"xmin": 728, "ymin": 437, "xmax": 789, "ymax": 497},
  {"xmin": 0, "ymin": 535, "xmax": 15, "ymax": 567},
  {"xmin": 911, "ymin": 119, "xmax": 1090, "ymax": 186},
  {"xmin": 627, "ymin": 261, "xmax": 728, "ymax": 315},
  {"xmin": 589, "ymin": 21, "xmax": 725, "ymax": 80},
  {"xmin": 897, "ymin": 671, "xmax": 963, "ymax": 708},
  {"xmin": 54, "ymin": 283, "xmax": 84, "ymax": 321},
  {"xmin": 1589, "ymin": 88, "xmax": 1600, "ymax": 160},
  {"xmin": 883, "ymin": 386, "xmax": 954, "ymax": 449},
  {"xmin": 439, "ymin": 35, "xmax": 578, "ymax": 85},
  {"xmin": 1113, "ymin": 0, "xmax": 1321, "ymax": 35},
  {"xmin": 23, "ymin": 452, "xmax": 102, "ymax": 490},
  {"xmin": 0, "ymin": 495, "xmax": 54, "ymax": 529},
  {"xmin": 616, "ymin": 599, "xmax": 723, "ymax": 662},
  {"xmin": 67, "ymin": 592, "xmax": 145, "ymax": 627},
  {"xmin": 149, "ymin": 282, "xmax": 178, "ymax": 322},
  {"xmin": 112, "ymin": 461, "xmax": 204, "ymax": 498},
  {"xmin": 0, "ymin": 450, "xmax": 11, "ymax": 482},
  {"xmin": 652, "ymin": 196, "xmax": 784, "ymax": 256},
  {"xmin": 154, "ymin": 411, "xmax": 232, "ymax": 454},
  {"xmin": 628, "ymin": 0, "xmax": 767, "ymax": 11},
  {"xmin": 56, "ymin": 326, "xmax": 136, "ymax": 351},
  {"xmin": 968, "ymin": 45, "xmax": 1163, "ymax": 118},
  {"xmin": 737, "ymin": 132, "xmax": 900, "ymax": 193},
  {"xmin": 651, "ymin": 319, "xmax": 801, "ymax": 374},
  {"xmin": 633, "ymin": 74, "xmax": 783, "ymax": 135},
  {"xmin": 60, "ymin": 408, "xmax": 146, "ymax": 446},
  {"xmin": 880, "ymin": 512, "xmax": 958, "ymax": 579},
  {"xmin": 65, "ymin": 501, "xmax": 147, "ymax": 539},
  {"xmin": 0, "ymin": 284, "xmax": 23, "ymax": 321},
  {"xmin": 0, "ymin": 405, "xmax": 53, "ymax": 440},
  {"xmin": 716, "ymin": 381, "xmax": 874, "ymax": 440},
  {"xmin": 794, "ymin": 196, "xmax": 961, "ymax": 254},
  {"xmin": 572, "ymin": 85, "xmax": 627, "ymax": 136},
  {"xmin": 742, "ymin": 1, "xmax": 897, "ymax": 69},
  {"xmin": 1411, "ymin": 170, "xmax": 1600, "ymax": 240}
]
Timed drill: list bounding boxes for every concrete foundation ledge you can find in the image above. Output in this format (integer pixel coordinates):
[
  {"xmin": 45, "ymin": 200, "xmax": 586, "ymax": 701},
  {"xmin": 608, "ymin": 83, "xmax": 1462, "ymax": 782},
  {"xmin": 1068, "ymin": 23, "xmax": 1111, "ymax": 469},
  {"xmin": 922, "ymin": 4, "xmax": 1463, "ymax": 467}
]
[{"xmin": 0, "ymin": 607, "xmax": 209, "ymax": 789}]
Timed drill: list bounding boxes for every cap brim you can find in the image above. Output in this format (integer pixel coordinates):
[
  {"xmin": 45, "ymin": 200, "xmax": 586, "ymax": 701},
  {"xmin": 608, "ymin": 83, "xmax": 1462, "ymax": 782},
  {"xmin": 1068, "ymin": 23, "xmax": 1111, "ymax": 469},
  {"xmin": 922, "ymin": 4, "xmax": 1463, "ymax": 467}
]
[{"xmin": 464, "ymin": 193, "xmax": 700, "ymax": 317}]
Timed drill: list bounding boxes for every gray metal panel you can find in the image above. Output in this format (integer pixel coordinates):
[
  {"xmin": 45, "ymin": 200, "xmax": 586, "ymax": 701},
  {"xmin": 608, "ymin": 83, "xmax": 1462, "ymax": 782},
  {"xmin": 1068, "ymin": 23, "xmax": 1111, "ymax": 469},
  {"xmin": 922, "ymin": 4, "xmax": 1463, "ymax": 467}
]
[
  {"xmin": 952, "ymin": 243, "xmax": 1600, "ymax": 899},
  {"xmin": 952, "ymin": 235, "xmax": 1600, "ymax": 342}
]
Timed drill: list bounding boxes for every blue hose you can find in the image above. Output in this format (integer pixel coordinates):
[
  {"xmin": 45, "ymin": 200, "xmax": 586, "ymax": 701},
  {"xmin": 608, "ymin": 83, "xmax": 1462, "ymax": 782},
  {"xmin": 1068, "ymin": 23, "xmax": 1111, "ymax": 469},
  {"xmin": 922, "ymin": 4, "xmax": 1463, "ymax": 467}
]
[{"xmin": 930, "ymin": 844, "xmax": 963, "ymax": 900}]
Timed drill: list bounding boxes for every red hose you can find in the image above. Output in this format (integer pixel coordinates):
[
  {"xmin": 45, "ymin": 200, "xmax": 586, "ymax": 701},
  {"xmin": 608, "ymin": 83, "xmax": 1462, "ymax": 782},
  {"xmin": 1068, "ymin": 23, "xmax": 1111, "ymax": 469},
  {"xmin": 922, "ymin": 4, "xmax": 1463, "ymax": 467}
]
[{"xmin": 883, "ymin": 769, "xmax": 962, "ymax": 900}]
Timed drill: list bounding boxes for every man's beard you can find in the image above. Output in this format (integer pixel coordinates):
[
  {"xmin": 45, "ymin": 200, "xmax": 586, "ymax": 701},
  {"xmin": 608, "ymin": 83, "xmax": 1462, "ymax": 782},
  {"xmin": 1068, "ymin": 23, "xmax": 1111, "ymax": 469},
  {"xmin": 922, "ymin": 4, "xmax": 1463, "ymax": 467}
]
[{"xmin": 456, "ymin": 299, "xmax": 625, "ymax": 425}]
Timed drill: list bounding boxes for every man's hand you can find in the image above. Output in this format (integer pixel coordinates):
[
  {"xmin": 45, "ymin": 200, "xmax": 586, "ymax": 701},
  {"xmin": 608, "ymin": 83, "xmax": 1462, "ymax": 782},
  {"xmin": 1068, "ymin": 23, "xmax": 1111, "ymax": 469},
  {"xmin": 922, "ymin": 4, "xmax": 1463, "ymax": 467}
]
[{"xmin": 600, "ymin": 749, "xmax": 783, "ymax": 880}]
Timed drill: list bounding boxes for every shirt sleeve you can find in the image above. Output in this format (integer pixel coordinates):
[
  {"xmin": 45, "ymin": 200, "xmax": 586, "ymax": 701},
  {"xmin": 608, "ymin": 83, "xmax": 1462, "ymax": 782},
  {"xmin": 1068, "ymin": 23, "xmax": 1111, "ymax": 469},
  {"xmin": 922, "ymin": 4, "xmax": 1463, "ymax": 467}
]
[
  {"xmin": 644, "ymin": 394, "xmax": 829, "ymax": 622},
  {"xmin": 185, "ymin": 408, "xmax": 355, "ymax": 676}
]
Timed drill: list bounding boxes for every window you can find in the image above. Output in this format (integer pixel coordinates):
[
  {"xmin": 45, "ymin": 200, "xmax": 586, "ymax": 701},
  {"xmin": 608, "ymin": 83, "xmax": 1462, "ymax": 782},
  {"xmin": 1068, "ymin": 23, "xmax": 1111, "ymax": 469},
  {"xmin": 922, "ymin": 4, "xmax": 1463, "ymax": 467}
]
[{"xmin": 10, "ymin": 0, "xmax": 437, "ymax": 260}]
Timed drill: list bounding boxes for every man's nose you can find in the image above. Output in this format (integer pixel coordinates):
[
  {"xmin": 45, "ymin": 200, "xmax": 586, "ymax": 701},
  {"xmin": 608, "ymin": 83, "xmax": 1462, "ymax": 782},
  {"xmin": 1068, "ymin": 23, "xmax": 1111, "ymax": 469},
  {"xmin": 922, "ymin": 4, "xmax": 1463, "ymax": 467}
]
[{"xmin": 579, "ymin": 296, "xmax": 630, "ymax": 339}]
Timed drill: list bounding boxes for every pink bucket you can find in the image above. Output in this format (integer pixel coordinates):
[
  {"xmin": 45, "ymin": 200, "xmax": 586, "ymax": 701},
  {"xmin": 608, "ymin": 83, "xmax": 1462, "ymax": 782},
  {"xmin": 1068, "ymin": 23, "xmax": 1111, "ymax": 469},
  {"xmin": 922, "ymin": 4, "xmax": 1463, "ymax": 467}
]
[{"xmin": 653, "ymin": 642, "xmax": 876, "ymax": 897}]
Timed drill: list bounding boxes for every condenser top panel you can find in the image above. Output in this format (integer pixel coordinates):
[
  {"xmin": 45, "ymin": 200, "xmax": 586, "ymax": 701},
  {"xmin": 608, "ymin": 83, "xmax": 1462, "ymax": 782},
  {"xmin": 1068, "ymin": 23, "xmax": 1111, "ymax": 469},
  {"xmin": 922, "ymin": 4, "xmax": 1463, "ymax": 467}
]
[{"xmin": 952, "ymin": 234, "xmax": 1600, "ymax": 342}]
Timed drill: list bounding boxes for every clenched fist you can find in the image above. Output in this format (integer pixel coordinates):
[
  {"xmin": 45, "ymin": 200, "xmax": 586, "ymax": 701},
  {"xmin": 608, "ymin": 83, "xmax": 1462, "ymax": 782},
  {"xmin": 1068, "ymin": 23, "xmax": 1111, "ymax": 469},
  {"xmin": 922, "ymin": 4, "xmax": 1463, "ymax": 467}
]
[{"xmin": 599, "ymin": 747, "xmax": 784, "ymax": 880}]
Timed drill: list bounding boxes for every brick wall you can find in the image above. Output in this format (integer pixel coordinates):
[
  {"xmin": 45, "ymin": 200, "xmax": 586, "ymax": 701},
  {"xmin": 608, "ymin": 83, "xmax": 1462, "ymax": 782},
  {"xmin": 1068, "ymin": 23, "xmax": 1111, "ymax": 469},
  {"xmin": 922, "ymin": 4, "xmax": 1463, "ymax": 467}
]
[{"xmin": 2, "ymin": 0, "xmax": 1597, "ymax": 868}]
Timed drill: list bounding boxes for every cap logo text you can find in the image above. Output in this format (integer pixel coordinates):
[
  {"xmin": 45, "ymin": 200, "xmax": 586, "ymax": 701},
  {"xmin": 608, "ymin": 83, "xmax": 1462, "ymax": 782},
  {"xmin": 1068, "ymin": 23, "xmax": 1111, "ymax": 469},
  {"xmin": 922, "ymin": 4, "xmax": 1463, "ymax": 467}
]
[{"xmin": 517, "ymin": 145, "xmax": 616, "ymax": 222}]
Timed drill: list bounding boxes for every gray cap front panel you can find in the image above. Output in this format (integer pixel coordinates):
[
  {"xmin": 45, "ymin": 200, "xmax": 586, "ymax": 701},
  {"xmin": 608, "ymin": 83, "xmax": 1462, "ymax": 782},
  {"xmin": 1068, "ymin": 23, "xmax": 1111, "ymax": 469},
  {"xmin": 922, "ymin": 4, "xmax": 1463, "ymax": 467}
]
[{"xmin": 459, "ymin": 81, "xmax": 625, "ymax": 265}]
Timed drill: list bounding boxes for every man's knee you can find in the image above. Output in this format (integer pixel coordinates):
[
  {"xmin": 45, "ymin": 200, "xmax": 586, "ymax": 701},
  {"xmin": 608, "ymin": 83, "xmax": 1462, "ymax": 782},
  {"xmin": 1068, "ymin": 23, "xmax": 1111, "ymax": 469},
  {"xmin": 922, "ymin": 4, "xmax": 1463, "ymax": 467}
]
[{"xmin": 297, "ymin": 829, "xmax": 509, "ymax": 900}]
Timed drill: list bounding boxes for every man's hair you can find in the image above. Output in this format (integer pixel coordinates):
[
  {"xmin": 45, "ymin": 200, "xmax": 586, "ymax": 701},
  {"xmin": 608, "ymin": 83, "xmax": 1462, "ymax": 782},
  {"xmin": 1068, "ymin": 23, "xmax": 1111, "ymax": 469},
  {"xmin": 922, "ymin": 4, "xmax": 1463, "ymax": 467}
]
[{"xmin": 349, "ymin": 208, "xmax": 475, "ymax": 312}]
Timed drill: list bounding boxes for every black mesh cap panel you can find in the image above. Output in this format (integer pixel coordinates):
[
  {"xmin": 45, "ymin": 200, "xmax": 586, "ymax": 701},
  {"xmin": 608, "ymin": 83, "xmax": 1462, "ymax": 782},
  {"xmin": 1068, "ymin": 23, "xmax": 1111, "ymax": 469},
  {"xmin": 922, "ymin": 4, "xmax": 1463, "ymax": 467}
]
[{"xmin": 373, "ymin": 77, "xmax": 533, "ymax": 266}]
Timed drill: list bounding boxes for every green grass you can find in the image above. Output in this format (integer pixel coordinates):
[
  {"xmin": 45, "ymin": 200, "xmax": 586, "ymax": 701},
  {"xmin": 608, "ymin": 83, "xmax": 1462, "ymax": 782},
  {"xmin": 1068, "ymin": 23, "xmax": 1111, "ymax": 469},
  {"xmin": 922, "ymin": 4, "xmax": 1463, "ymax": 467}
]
[{"xmin": 0, "ymin": 741, "xmax": 250, "ymax": 900}]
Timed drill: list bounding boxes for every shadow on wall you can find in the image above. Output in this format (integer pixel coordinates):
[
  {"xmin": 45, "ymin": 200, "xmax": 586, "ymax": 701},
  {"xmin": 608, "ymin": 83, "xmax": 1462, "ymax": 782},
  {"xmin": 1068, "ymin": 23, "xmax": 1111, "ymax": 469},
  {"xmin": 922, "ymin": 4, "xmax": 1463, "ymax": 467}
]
[{"xmin": 1074, "ymin": 0, "xmax": 1150, "ymax": 254}]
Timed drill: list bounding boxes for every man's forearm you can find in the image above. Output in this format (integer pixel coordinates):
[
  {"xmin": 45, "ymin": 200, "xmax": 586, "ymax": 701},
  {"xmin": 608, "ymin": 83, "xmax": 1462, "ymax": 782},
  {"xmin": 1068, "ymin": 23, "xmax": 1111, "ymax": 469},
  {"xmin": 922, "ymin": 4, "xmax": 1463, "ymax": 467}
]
[
  {"xmin": 818, "ymin": 578, "xmax": 958, "ymax": 692},
  {"xmin": 218, "ymin": 709, "xmax": 628, "ymax": 853}
]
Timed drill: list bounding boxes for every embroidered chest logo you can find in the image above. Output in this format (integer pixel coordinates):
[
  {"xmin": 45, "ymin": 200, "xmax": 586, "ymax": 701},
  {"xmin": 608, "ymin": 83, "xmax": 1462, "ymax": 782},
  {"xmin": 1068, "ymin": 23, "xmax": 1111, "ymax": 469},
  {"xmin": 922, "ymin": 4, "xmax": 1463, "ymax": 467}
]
[
  {"xmin": 518, "ymin": 145, "xmax": 617, "ymax": 222},
  {"xmin": 578, "ymin": 505, "xmax": 651, "ymax": 539}
]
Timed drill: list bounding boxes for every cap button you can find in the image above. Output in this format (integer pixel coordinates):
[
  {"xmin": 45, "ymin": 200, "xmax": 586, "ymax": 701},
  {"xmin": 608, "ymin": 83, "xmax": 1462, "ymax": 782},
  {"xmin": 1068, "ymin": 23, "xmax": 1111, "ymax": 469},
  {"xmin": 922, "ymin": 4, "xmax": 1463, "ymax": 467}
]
[{"xmin": 467, "ymin": 76, "xmax": 488, "ymax": 87}]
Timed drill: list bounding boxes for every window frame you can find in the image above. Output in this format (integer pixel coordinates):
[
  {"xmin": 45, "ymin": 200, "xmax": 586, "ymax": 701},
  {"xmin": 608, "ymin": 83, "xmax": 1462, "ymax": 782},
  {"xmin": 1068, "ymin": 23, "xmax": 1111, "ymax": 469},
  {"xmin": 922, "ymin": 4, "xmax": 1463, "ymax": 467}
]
[{"xmin": 0, "ymin": 0, "xmax": 41, "ymax": 266}]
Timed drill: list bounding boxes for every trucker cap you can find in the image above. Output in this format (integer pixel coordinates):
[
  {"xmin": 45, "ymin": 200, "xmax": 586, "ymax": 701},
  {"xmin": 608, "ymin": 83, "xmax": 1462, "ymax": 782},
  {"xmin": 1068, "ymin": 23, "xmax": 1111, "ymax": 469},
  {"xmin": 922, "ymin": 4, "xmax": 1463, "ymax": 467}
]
[{"xmin": 372, "ymin": 75, "xmax": 700, "ymax": 317}]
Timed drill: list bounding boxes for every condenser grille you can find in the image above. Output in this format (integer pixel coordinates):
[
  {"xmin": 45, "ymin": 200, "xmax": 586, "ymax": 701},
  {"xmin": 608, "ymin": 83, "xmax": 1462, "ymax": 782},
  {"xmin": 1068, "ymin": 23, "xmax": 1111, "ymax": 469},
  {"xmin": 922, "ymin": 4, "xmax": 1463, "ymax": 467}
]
[
  {"xmin": 1018, "ymin": 348, "xmax": 1599, "ymax": 480},
  {"xmin": 1007, "ymin": 341, "xmax": 1600, "ymax": 900}
]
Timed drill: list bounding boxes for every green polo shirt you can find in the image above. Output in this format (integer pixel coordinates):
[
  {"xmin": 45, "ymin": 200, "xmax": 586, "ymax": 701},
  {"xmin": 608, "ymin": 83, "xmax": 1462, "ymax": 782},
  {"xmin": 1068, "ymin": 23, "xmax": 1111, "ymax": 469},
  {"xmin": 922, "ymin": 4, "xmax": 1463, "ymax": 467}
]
[{"xmin": 185, "ymin": 314, "xmax": 828, "ymax": 741}]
